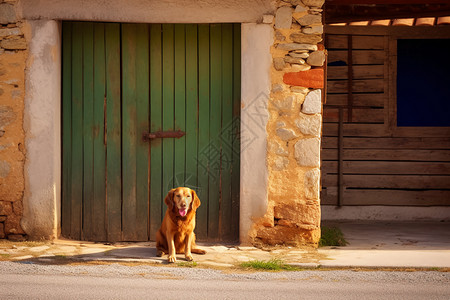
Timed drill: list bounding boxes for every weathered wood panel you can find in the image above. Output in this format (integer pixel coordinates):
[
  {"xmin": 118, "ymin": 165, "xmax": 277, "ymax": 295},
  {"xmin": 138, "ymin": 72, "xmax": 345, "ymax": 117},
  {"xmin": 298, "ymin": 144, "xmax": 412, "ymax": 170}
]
[
  {"xmin": 326, "ymin": 94, "xmax": 384, "ymax": 107},
  {"xmin": 323, "ymin": 31, "xmax": 450, "ymax": 208},
  {"xmin": 327, "ymin": 35, "xmax": 384, "ymax": 49},
  {"xmin": 327, "ymin": 65, "xmax": 384, "ymax": 80},
  {"xmin": 327, "ymin": 79, "xmax": 385, "ymax": 93},
  {"xmin": 328, "ymin": 50, "xmax": 385, "ymax": 65},
  {"xmin": 323, "ymin": 108, "xmax": 384, "ymax": 123},
  {"xmin": 321, "ymin": 189, "xmax": 450, "ymax": 206},
  {"xmin": 322, "ymin": 149, "xmax": 450, "ymax": 162},
  {"xmin": 322, "ymin": 161, "xmax": 450, "ymax": 175}
]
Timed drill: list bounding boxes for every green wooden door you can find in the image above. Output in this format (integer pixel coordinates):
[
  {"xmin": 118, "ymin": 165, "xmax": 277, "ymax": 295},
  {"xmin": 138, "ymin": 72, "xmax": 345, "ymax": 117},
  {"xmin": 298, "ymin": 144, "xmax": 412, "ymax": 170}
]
[{"xmin": 62, "ymin": 22, "xmax": 241, "ymax": 242}]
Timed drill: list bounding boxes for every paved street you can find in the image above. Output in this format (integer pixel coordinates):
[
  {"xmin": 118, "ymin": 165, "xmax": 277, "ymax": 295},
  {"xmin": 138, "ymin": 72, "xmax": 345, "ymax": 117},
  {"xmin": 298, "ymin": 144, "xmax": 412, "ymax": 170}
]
[{"xmin": 1, "ymin": 261, "xmax": 449, "ymax": 300}]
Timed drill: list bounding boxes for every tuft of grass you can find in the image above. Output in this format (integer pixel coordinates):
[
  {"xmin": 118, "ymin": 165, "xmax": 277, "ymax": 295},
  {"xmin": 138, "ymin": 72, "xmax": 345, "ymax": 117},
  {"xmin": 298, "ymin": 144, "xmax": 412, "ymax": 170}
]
[
  {"xmin": 240, "ymin": 259, "xmax": 299, "ymax": 271},
  {"xmin": 319, "ymin": 226, "xmax": 348, "ymax": 247},
  {"xmin": 177, "ymin": 261, "xmax": 198, "ymax": 268}
]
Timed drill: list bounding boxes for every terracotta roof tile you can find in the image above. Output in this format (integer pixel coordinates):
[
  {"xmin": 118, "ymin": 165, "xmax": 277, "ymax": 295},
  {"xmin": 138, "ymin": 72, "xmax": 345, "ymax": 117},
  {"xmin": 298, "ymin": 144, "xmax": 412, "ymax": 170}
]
[{"xmin": 392, "ymin": 18, "xmax": 415, "ymax": 26}]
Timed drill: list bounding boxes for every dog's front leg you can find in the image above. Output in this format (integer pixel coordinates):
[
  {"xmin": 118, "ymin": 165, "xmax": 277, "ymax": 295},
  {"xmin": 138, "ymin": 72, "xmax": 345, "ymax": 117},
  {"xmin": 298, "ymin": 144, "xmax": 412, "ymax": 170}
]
[
  {"xmin": 167, "ymin": 231, "xmax": 176, "ymax": 263},
  {"xmin": 184, "ymin": 232, "xmax": 194, "ymax": 261}
]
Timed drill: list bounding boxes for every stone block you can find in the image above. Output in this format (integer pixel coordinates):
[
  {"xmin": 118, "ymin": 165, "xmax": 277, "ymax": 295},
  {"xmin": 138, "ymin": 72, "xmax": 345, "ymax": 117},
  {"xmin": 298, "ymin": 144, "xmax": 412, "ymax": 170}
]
[
  {"xmin": 307, "ymin": 50, "xmax": 325, "ymax": 66},
  {"xmin": 274, "ymin": 202, "xmax": 320, "ymax": 226},
  {"xmin": 276, "ymin": 127, "xmax": 298, "ymax": 141},
  {"xmin": 272, "ymin": 83, "xmax": 283, "ymax": 93},
  {"xmin": 268, "ymin": 141, "xmax": 289, "ymax": 157},
  {"xmin": 302, "ymin": 0, "xmax": 325, "ymax": 8},
  {"xmin": 284, "ymin": 56, "xmax": 305, "ymax": 65},
  {"xmin": 275, "ymin": 6, "xmax": 293, "ymax": 29},
  {"xmin": 274, "ymin": 30, "xmax": 286, "ymax": 41},
  {"xmin": 273, "ymin": 95, "xmax": 294, "ymax": 112},
  {"xmin": 277, "ymin": 43, "xmax": 318, "ymax": 51},
  {"xmin": 262, "ymin": 14, "xmax": 274, "ymax": 24},
  {"xmin": 5, "ymin": 213, "xmax": 25, "ymax": 235},
  {"xmin": 303, "ymin": 25, "xmax": 323, "ymax": 34},
  {"xmin": 273, "ymin": 156, "xmax": 289, "ymax": 171},
  {"xmin": 0, "ymin": 105, "xmax": 16, "ymax": 129},
  {"xmin": 7, "ymin": 234, "xmax": 26, "ymax": 241},
  {"xmin": 290, "ymin": 64, "xmax": 311, "ymax": 72},
  {"xmin": 0, "ymin": 201, "xmax": 12, "ymax": 215},
  {"xmin": 290, "ymin": 86, "xmax": 309, "ymax": 94},
  {"xmin": 295, "ymin": 14, "xmax": 322, "ymax": 26},
  {"xmin": 283, "ymin": 68, "xmax": 324, "ymax": 88},
  {"xmin": 294, "ymin": 137, "xmax": 320, "ymax": 167},
  {"xmin": 290, "ymin": 32, "xmax": 322, "ymax": 44},
  {"xmin": 301, "ymin": 89, "xmax": 322, "ymax": 114},
  {"xmin": 289, "ymin": 51, "xmax": 309, "ymax": 59},
  {"xmin": 0, "ymin": 160, "xmax": 11, "ymax": 178},
  {"xmin": 295, "ymin": 113, "xmax": 321, "ymax": 136},
  {"xmin": 273, "ymin": 57, "xmax": 286, "ymax": 71},
  {"xmin": 0, "ymin": 37, "xmax": 27, "ymax": 50},
  {"xmin": 304, "ymin": 168, "xmax": 320, "ymax": 200},
  {"xmin": 0, "ymin": 3, "xmax": 16, "ymax": 24},
  {"xmin": 255, "ymin": 225, "xmax": 319, "ymax": 246},
  {"xmin": 0, "ymin": 27, "xmax": 21, "ymax": 37}
]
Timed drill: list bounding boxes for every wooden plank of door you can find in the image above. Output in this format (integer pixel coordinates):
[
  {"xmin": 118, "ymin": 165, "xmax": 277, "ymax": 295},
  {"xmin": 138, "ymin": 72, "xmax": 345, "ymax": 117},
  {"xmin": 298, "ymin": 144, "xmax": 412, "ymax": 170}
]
[
  {"xmin": 174, "ymin": 24, "xmax": 186, "ymax": 188},
  {"xmin": 134, "ymin": 24, "xmax": 150, "ymax": 241},
  {"xmin": 122, "ymin": 23, "xmax": 138, "ymax": 241},
  {"xmin": 208, "ymin": 24, "xmax": 222, "ymax": 240},
  {"xmin": 70, "ymin": 22, "xmax": 84, "ymax": 240},
  {"xmin": 196, "ymin": 24, "xmax": 210, "ymax": 239},
  {"xmin": 105, "ymin": 23, "xmax": 122, "ymax": 242},
  {"xmin": 220, "ymin": 24, "xmax": 233, "ymax": 241},
  {"xmin": 82, "ymin": 22, "xmax": 95, "ymax": 240},
  {"xmin": 92, "ymin": 23, "xmax": 107, "ymax": 241},
  {"xmin": 162, "ymin": 24, "xmax": 175, "ymax": 216},
  {"xmin": 149, "ymin": 24, "xmax": 163, "ymax": 240},
  {"xmin": 121, "ymin": 23, "xmax": 149, "ymax": 241},
  {"xmin": 231, "ymin": 23, "xmax": 241, "ymax": 241},
  {"xmin": 61, "ymin": 22, "xmax": 72, "ymax": 238},
  {"xmin": 185, "ymin": 24, "xmax": 199, "ymax": 195}
]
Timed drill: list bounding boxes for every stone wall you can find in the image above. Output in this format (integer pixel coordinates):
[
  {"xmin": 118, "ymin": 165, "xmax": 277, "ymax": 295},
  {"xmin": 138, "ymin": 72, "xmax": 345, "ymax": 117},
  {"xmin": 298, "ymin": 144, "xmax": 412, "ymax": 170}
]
[
  {"xmin": 250, "ymin": 0, "xmax": 324, "ymax": 247},
  {"xmin": 0, "ymin": 0, "xmax": 27, "ymax": 240}
]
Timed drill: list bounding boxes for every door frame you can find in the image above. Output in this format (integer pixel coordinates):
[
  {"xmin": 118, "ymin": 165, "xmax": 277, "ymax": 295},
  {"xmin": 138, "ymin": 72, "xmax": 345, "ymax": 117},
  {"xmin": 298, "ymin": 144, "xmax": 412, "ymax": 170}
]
[{"xmin": 22, "ymin": 20, "xmax": 272, "ymax": 244}]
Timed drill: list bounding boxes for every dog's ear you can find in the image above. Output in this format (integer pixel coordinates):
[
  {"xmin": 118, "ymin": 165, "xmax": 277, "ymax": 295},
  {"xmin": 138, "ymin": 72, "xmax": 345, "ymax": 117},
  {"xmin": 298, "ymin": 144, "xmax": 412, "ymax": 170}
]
[
  {"xmin": 191, "ymin": 189, "xmax": 201, "ymax": 210},
  {"xmin": 164, "ymin": 189, "xmax": 176, "ymax": 210}
]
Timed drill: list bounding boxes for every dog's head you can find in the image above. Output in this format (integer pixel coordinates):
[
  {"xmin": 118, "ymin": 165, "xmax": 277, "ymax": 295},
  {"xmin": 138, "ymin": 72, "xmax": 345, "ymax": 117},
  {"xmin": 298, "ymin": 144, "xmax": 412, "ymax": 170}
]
[{"xmin": 164, "ymin": 187, "xmax": 201, "ymax": 217}]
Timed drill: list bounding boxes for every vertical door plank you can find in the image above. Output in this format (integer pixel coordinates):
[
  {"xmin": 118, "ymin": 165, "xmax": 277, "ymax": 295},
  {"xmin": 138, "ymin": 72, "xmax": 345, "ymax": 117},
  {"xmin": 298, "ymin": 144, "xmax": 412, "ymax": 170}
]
[
  {"xmin": 185, "ymin": 24, "xmax": 199, "ymax": 194},
  {"xmin": 121, "ymin": 24, "xmax": 139, "ymax": 241},
  {"xmin": 105, "ymin": 23, "xmax": 122, "ymax": 242},
  {"xmin": 149, "ymin": 24, "xmax": 163, "ymax": 239},
  {"xmin": 174, "ymin": 24, "xmax": 186, "ymax": 188},
  {"xmin": 70, "ymin": 22, "xmax": 84, "ymax": 240},
  {"xmin": 92, "ymin": 23, "xmax": 107, "ymax": 241},
  {"xmin": 220, "ymin": 24, "xmax": 234, "ymax": 240},
  {"xmin": 61, "ymin": 22, "xmax": 72, "ymax": 238},
  {"xmin": 122, "ymin": 23, "xmax": 150, "ymax": 241},
  {"xmin": 231, "ymin": 24, "xmax": 241, "ymax": 240},
  {"xmin": 134, "ymin": 24, "xmax": 150, "ymax": 241},
  {"xmin": 197, "ymin": 24, "xmax": 210, "ymax": 239},
  {"xmin": 82, "ymin": 22, "xmax": 95, "ymax": 240},
  {"xmin": 162, "ymin": 24, "xmax": 175, "ymax": 213},
  {"xmin": 208, "ymin": 24, "xmax": 222, "ymax": 240}
]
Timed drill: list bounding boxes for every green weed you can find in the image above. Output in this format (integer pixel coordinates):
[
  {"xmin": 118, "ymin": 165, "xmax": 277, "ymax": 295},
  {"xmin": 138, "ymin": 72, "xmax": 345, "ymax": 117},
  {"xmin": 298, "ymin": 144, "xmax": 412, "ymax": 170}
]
[
  {"xmin": 240, "ymin": 259, "xmax": 299, "ymax": 271},
  {"xmin": 319, "ymin": 226, "xmax": 348, "ymax": 247}
]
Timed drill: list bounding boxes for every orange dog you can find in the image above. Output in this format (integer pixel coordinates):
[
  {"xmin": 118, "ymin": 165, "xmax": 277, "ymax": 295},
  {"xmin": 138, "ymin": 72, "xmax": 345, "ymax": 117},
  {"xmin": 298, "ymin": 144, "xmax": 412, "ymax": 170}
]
[{"xmin": 156, "ymin": 187, "xmax": 206, "ymax": 263}]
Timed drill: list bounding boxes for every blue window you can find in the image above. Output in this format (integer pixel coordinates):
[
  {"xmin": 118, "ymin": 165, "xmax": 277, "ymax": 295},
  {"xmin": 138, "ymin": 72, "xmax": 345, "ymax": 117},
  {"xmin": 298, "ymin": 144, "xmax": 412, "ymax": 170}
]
[{"xmin": 397, "ymin": 39, "xmax": 450, "ymax": 127}]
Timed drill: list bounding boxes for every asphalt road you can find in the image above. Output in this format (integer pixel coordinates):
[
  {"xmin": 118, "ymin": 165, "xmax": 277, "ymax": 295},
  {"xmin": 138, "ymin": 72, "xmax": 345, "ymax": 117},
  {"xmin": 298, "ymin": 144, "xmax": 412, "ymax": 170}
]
[{"xmin": 1, "ymin": 261, "xmax": 449, "ymax": 300}]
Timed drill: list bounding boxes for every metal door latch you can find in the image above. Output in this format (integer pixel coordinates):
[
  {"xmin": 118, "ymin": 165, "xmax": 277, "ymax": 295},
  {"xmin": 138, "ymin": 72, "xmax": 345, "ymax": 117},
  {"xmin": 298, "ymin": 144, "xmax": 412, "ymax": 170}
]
[{"xmin": 142, "ymin": 130, "xmax": 186, "ymax": 141}]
